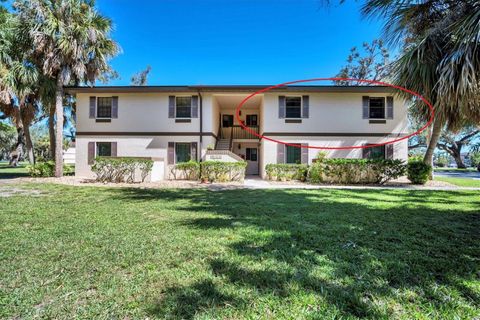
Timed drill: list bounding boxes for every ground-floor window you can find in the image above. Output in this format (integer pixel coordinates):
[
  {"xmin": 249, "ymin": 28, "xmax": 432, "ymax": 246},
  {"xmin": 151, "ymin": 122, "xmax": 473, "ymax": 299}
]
[
  {"xmin": 363, "ymin": 145, "xmax": 385, "ymax": 159},
  {"xmin": 286, "ymin": 144, "xmax": 301, "ymax": 164},
  {"xmin": 96, "ymin": 142, "xmax": 112, "ymax": 157},
  {"xmin": 175, "ymin": 143, "xmax": 191, "ymax": 163},
  {"xmin": 246, "ymin": 148, "xmax": 257, "ymax": 161}
]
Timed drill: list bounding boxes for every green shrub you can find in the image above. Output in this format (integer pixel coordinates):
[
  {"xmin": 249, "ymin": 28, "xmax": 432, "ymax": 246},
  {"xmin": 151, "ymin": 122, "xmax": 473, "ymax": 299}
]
[
  {"xmin": 265, "ymin": 164, "xmax": 308, "ymax": 181},
  {"xmin": 92, "ymin": 157, "xmax": 153, "ymax": 183},
  {"xmin": 200, "ymin": 161, "xmax": 247, "ymax": 182},
  {"xmin": 27, "ymin": 161, "xmax": 74, "ymax": 177},
  {"xmin": 171, "ymin": 161, "xmax": 200, "ymax": 180},
  {"xmin": 407, "ymin": 159, "xmax": 431, "ymax": 184},
  {"xmin": 308, "ymin": 158, "xmax": 406, "ymax": 185}
]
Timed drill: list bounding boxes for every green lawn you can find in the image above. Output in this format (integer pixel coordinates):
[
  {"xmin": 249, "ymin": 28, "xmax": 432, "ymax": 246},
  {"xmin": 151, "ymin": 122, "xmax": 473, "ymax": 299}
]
[
  {"xmin": 436, "ymin": 176, "xmax": 480, "ymax": 188},
  {"xmin": 434, "ymin": 167, "xmax": 477, "ymax": 172},
  {"xmin": 0, "ymin": 162, "xmax": 29, "ymax": 179},
  {"xmin": 0, "ymin": 183, "xmax": 479, "ymax": 319}
]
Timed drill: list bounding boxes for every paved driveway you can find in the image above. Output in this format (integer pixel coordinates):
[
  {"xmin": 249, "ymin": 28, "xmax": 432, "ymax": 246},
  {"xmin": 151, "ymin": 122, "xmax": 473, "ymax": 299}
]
[{"xmin": 434, "ymin": 170, "xmax": 480, "ymax": 179}]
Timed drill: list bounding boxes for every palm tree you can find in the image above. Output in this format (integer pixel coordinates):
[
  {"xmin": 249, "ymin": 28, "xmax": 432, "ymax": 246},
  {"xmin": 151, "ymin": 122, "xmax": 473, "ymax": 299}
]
[
  {"xmin": 361, "ymin": 1, "xmax": 480, "ymax": 167},
  {"xmin": 15, "ymin": 0, "xmax": 119, "ymax": 176},
  {"xmin": 0, "ymin": 5, "xmax": 40, "ymax": 165}
]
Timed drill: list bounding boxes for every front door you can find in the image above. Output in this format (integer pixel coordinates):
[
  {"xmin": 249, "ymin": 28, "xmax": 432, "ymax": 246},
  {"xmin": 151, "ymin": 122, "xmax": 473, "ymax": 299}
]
[{"xmin": 245, "ymin": 147, "xmax": 259, "ymax": 175}]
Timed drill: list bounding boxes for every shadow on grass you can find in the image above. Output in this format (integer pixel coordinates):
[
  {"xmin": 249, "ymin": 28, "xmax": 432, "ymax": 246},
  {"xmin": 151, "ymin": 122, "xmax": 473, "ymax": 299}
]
[
  {"xmin": 0, "ymin": 163, "xmax": 29, "ymax": 179},
  {"xmin": 113, "ymin": 187, "xmax": 480, "ymax": 318}
]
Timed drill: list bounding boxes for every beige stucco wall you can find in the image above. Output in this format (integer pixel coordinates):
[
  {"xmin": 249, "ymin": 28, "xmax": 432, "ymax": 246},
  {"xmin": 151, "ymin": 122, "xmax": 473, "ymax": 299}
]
[
  {"xmin": 75, "ymin": 89, "xmax": 409, "ymax": 180},
  {"xmin": 77, "ymin": 92, "xmax": 215, "ymax": 133},
  {"xmin": 262, "ymin": 92, "xmax": 408, "ymax": 134},
  {"xmin": 75, "ymin": 135, "xmax": 215, "ymax": 179},
  {"xmin": 260, "ymin": 137, "xmax": 408, "ymax": 178}
]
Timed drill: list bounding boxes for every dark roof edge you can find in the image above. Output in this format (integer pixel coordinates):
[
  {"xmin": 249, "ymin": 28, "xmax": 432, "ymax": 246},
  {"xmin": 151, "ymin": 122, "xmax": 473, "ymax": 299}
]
[{"xmin": 65, "ymin": 85, "xmax": 396, "ymax": 94}]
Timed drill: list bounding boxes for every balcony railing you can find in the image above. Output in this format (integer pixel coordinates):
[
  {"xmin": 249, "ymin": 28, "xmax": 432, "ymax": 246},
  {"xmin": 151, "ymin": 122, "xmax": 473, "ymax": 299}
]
[{"xmin": 220, "ymin": 125, "xmax": 260, "ymax": 140}]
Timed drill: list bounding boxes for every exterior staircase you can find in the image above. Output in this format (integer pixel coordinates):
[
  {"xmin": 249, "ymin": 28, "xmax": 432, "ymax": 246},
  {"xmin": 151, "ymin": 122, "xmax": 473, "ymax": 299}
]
[{"xmin": 215, "ymin": 139, "xmax": 231, "ymax": 151}]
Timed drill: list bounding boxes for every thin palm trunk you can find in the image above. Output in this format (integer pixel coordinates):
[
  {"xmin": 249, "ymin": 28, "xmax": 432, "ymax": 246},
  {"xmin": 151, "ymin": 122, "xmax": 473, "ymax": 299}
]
[
  {"xmin": 54, "ymin": 78, "xmax": 64, "ymax": 177},
  {"xmin": 423, "ymin": 115, "xmax": 443, "ymax": 175},
  {"xmin": 48, "ymin": 104, "xmax": 56, "ymax": 160}
]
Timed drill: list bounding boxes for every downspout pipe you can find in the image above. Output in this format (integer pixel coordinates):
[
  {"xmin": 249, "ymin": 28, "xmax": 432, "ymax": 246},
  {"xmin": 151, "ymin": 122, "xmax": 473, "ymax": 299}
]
[{"xmin": 197, "ymin": 90, "xmax": 203, "ymax": 162}]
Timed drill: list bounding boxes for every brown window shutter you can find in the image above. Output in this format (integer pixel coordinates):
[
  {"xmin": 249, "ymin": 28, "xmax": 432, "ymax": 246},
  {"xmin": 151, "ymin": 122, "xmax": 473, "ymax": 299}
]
[
  {"xmin": 386, "ymin": 96, "xmax": 394, "ymax": 119},
  {"xmin": 88, "ymin": 142, "xmax": 95, "ymax": 164},
  {"xmin": 302, "ymin": 96, "xmax": 309, "ymax": 118},
  {"xmin": 191, "ymin": 142, "xmax": 198, "ymax": 161},
  {"xmin": 277, "ymin": 143, "xmax": 285, "ymax": 164},
  {"xmin": 111, "ymin": 142, "xmax": 117, "ymax": 157},
  {"xmin": 362, "ymin": 96, "xmax": 369, "ymax": 119},
  {"xmin": 112, "ymin": 96, "xmax": 118, "ymax": 118},
  {"xmin": 301, "ymin": 143, "xmax": 309, "ymax": 164},
  {"xmin": 386, "ymin": 144, "xmax": 394, "ymax": 159},
  {"xmin": 168, "ymin": 142, "xmax": 175, "ymax": 164},
  {"xmin": 168, "ymin": 96, "xmax": 175, "ymax": 118},
  {"xmin": 89, "ymin": 97, "xmax": 96, "ymax": 118},
  {"xmin": 278, "ymin": 96, "xmax": 286, "ymax": 119},
  {"xmin": 191, "ymin": 96, "xmax": 199, "ymax": 118}
]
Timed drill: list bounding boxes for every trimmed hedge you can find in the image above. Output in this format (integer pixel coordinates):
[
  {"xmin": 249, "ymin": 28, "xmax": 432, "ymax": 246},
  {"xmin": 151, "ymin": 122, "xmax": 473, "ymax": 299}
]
[
  {"xmin": 407, "ymin": 159, "xmax": 431, "ymax": 184},
  {"xmin": 265, "ymin": 164, "xmax": 308, "ymax": 181},
  {"xmin": 27, "ymin": 161, "xmax": 74, "ymax": 177},
  {"xmin": 170, "ymin": 161, "xmax": 200, "ymax": 180},
  {"xmin": 308, "ymin": 158, "xmax": 405, "ymax": 185},
  {"xmin": 200, "ymin": 161, "xmax": 247, "ymax": 182},
  {"xmin": 171, "ymin": 161, "xmax": 247, "ymax": 182},
  {"xmin": 92, "ymin": 157, "xmax": 153, "ymax": 183}
]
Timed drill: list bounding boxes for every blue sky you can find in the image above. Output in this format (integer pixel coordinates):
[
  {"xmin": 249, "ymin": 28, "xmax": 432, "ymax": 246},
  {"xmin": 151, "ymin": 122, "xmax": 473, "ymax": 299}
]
[{"xmin": 96, "ymin": 0, "xmax": 387, "ymax": 86}]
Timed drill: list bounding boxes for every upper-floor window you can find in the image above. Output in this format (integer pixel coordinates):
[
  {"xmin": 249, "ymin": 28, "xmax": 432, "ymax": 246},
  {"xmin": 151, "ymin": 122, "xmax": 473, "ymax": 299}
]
[
  {"xmin": 285, "ymin": 97, "xmax": 302, "ymax": 118},
  {"xmin": 369, "ymin": 97, "xmax": 385, "ymax": 119},
  {"xmin": 97, "ymin": 97, "xmax": 112, "ymax": 118},
  {"xmin": 176, "ymin": 97, "xmax": 192, "ymax": 118},
  {"xmin": 246, "ymin": 114, "xmax": 258, "ymax": 126}
]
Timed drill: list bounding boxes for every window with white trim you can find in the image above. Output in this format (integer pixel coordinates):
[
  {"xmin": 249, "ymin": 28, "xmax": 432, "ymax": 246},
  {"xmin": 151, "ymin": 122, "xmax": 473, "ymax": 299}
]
[{"xmin": 96, "ymin": 142, "xmax": 112, "ymax": 157}]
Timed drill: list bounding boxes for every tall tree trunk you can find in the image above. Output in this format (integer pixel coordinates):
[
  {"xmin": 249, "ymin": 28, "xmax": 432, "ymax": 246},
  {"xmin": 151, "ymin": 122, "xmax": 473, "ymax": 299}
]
[
  {"xmin": 423, "ymin": 115, "xmax": 443, "ymax": 171},
  {"xmin": 54, "ymin": 79, "xmax": 64, "ymax": 177},
  {"xmin": 451, "ymin": 149, "xmax": 466, "ymax": 168},
  {"xmin": 49, "ymin": 104, "xmax": 56, "ymax": 160},
  {"xmin": 9, "ymin": 108, "xmax": 25, "ymax": 167},
  {"xmin": 22, "ymin": 117, "xmax": 35, "ymax": 164}
]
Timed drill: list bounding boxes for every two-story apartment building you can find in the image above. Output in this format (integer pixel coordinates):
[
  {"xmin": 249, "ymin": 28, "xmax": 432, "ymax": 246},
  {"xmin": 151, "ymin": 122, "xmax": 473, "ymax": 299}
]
[{"xmin": 67, "ymin": 85, "xmax": 409, "ymax": 181}]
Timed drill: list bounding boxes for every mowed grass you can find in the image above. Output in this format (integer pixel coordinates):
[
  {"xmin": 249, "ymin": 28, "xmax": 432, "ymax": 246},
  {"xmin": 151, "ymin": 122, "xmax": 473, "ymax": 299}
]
[
  {"xmin": 436, "ymin": 176, "xmax": 480, "ymax": 188},
  {"xmin": 0, "ymin": 183, "xmax": 479, "ymax": 319},
  {"xmin": 0, "ymin": 162, "xmax": 29, "ymax": 179}
]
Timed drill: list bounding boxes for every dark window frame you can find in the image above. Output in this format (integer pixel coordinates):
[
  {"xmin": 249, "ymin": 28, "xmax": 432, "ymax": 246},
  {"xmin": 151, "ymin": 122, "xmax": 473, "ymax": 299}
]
[
  {"xmin": 97, "ymin": 97, "xmax": 113, "ymax": 119},
  {"xmin": 175, "ymin": 96, "xmax": 192, "ymax": 119},
  {"xmin": 364, "ymin": 144, "xmax": 386, "ymax": 160},
  {"xmin": 285, "ymin": 144, "xmax": 301, "ymax": 164},
  {"xmin": 246, "ymin": 148, "xmax": 258, "ymax": 161},
  {"xmin": 285, "ymin": 96, "xmax": 302, "ymax": 119},
  {"xmin": 222, "ymin": 114, "xmax": 234, "ymax": 127},
  {"xmin": 175, "ymin": 142, "xmax": 192, "ymax": 163},
  {"xmin": 246, "ymin": 114, "xmax": 258, "ymax": 126},
  {"xmin": 369, "ymin": 97, "xmax": 386, "ymax": 119},
  {"xmin": 96, "ymin": 142, "xmax": 112, "ymax": 157}
]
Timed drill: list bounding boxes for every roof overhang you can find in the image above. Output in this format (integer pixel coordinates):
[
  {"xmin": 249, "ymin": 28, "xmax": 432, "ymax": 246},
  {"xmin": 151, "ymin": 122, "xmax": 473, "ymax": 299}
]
[{"xmin": 65, "ymin": 85, "xmax": 397, "ymax": 94}]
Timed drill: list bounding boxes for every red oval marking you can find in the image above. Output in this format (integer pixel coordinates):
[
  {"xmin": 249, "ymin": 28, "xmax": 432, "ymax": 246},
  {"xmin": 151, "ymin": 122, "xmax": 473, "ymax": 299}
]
[{"xmin": 235, "ymin": 77, "xmax": 434, "ymax": 150}]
